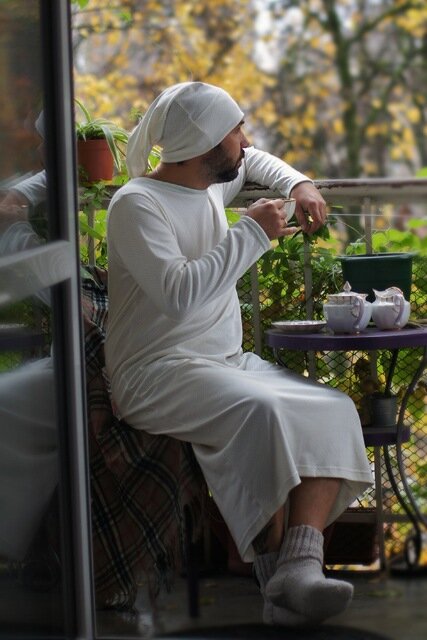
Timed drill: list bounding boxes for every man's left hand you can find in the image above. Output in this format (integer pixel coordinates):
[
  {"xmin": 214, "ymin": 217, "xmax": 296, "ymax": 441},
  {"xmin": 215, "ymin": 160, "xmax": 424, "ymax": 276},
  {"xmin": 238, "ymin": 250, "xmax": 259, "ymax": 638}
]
[{"xmin": 290, "ymin": 182, "xmax": 327, "ymax": 235}]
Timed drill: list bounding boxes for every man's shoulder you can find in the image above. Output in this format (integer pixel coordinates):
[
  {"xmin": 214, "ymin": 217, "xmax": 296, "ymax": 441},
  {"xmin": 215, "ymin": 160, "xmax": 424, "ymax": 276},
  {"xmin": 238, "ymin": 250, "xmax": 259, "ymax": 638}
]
[
  {"xmin": 113, "ymin": 177, "xmax": 150, "ymax": 197},
  {"xmin": 109, "ymin": 178, "xmax": 155, "ymax": 209}
]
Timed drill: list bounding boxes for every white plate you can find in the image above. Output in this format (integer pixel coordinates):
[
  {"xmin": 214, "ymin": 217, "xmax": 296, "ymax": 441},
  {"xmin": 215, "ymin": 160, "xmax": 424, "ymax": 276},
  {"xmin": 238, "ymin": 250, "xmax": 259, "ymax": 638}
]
[{"xmin": 271, "ymin": 320, "xmax": 327, "ymax": 334}]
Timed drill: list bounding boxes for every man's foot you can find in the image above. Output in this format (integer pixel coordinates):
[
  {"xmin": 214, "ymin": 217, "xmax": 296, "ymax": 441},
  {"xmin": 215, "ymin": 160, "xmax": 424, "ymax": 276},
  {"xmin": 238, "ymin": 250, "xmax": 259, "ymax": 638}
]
[
  {"xmin": 254, "ymin": 549, "xmax": 311, "ymax": 627},
  {"xmin": 263, "ymin": 599, "xmax": 312, "ymax": 626},
  {"xmin": 265, "ymin": 525, "xmax": 353, "ymax": 620}
]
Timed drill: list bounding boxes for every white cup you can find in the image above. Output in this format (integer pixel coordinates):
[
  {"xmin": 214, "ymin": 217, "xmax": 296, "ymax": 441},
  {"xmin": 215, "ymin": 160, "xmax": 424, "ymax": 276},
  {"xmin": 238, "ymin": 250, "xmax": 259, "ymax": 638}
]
[{"xmin": 282, "ymin": 198, "xmax": 296, "ymax": 222}]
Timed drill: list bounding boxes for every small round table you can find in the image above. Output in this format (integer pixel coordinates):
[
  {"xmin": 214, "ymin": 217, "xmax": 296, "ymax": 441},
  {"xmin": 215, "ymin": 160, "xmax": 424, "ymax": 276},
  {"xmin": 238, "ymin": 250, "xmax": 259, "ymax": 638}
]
[{"xmin": 265, "ymin": 325, "xmax": 427, "ymax": 572}]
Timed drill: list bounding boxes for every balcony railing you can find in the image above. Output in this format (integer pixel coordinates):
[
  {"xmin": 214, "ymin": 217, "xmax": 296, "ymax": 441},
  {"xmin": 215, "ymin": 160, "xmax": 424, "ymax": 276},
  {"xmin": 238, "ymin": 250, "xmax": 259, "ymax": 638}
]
[
  {"xmin": 230, "ymin": 177, "xmax": 427, "ymax": 355},
  {"xmin": 82, "ymin": 177, "xmax": 427, "ymax": 354},
  {"xmin": 80, "ymin": 176, "xmax": 427, "ymax": 566}
]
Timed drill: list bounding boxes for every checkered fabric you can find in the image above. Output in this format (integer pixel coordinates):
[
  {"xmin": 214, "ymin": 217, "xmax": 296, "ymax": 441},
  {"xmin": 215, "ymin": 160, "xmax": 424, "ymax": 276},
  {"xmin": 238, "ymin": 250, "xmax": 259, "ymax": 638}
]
[{"xmin": 81, "ymin": 266, "xmax": 207, "ymax": 611}]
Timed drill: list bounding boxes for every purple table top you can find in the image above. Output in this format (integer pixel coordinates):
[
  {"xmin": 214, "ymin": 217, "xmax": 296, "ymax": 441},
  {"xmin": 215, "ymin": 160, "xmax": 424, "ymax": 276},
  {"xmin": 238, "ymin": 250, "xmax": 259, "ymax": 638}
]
[{"xmin": 265, "ymin": 325, "xmax": 427, "ymax": 351}]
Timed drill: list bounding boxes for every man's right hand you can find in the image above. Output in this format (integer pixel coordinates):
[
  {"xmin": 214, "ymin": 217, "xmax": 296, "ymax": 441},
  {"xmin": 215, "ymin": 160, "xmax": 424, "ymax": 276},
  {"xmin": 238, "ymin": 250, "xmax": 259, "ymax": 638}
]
[{"xmin": 245, "ymin": 198, "xmax": 299, "ymax": 241}]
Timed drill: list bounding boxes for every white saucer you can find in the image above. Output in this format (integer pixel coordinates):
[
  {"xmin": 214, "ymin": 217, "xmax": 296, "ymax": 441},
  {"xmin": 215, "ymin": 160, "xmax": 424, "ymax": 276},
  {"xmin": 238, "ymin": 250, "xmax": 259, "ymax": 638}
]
[{"xmin": 271, "ymin": 320, "xmax": 327, "ymax": 334}]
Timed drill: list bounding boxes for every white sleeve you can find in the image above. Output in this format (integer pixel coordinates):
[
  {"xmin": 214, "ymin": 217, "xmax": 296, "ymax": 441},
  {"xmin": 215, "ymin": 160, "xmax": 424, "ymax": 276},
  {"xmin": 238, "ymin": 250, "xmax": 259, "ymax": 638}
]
[
  {"xmin": 11, "ymin": 171, "xmax": 47, "ymax": 207},
  {"xmin": 108, "ymin": 194, "xmax": 271, "ymax": 321},
  {"xmin": 0, "ymin": 222, "xmax": 50, "ymax": 307},
  {"xmin": 0, "ymin": 221, "xmax": 44, "ymax": 256},
  {"xmin": 222, "ymin": 146, "xmax": 312, "ymax": 206}
]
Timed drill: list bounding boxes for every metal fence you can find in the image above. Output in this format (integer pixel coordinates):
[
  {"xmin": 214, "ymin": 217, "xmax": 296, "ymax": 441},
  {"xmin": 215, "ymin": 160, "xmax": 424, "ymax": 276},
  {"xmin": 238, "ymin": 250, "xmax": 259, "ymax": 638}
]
[
  {"xmin": 79, "ymin": 177, "xmax": 427, "ymax": 568},
  {"xmin": 232, "ymin": 178, "xmax": 427, "ymax": 568}
]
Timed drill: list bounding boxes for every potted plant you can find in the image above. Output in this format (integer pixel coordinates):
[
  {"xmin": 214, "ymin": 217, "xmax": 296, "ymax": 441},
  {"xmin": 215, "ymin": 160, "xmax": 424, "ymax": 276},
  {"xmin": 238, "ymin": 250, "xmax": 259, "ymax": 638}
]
[
  {"xmin": 75, "ymin": 99, "xmax": 129, "ymax": 183},
  {"xmin": 337, "ymin": 219, "xmax": 417, "ymax": 303},
  {"xmin": 354, "ymin": 353, "xmax": 399, "ymax": 429},
  {"xmin": 340, "ymin": 249, "xmax": 415, "ymax": 303}
]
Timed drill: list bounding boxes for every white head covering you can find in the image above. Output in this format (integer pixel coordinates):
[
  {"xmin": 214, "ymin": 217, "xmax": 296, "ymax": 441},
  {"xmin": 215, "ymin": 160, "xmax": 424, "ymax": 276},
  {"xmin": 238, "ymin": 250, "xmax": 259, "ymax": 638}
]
[{"xmin": 126, "ymin": 82, "xmax": 244, "ymax": 178}]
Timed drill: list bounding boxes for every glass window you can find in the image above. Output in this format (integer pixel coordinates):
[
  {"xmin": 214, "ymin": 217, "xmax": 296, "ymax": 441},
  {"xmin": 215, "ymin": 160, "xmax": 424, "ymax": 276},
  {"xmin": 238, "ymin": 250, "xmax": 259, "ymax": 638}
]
[
  {"xmin": 0, "ymin": 1, "xmax": 93, "ymax": 638},
  {"xmin": 0, "ymin": 294, "xmax": 66, "ymax": 636},
  {"xmin": 0, "ymin": 2, "xmax": 51, "ymax": 249}
]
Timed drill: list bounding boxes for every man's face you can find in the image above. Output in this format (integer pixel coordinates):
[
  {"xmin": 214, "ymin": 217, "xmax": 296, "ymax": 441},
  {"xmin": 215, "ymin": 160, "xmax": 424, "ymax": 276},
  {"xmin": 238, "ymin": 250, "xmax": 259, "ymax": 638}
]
[{"xmin": 202, "ymin": 121, "xmax": 249, "ymax": 183}]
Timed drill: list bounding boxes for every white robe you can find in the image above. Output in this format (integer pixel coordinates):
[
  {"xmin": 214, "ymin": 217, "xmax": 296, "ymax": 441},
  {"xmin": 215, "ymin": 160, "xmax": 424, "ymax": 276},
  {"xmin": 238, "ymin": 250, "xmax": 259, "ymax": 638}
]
[
  {"xmin": 106, "ymin": 146, "xmax": 373, "ymax": 561},
  {"xmin": 0, "ymin": 172, "xmax": 55, "ymax": 559}
]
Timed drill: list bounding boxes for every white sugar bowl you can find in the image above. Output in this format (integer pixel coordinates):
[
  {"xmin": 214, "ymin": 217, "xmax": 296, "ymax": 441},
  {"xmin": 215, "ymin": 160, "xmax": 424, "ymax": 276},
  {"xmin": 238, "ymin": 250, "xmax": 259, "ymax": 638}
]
[{"xmin": 323, "ymin": 282, "xmax": 372, "ymax": 334}]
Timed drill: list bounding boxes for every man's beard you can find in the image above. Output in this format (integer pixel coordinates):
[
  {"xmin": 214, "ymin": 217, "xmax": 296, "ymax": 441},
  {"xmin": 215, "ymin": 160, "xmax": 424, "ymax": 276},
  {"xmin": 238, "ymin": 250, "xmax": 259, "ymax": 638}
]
[{"xmin": 203, "ymin": 145, "xmax": 244, "ymax": 183}]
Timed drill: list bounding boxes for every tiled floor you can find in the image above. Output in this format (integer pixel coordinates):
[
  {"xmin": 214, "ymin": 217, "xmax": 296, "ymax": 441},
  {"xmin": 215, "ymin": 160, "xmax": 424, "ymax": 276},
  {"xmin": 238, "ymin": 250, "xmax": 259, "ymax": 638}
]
[
  {"xmin": 2, "ymin": 562, "xmax": 426, "ymax": 638},
  {"xmin": 96, "ymin": 570, "xmax": 427, "ymax": 639}
]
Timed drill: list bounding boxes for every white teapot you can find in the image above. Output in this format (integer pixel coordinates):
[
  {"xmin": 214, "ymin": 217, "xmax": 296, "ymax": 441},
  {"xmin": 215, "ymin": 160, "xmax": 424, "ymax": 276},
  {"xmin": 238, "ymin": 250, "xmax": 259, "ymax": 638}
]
[
  {"xmin": 371, "ymin": 287, "xmax": 410, "ymax": 330},
  {"xmin": 323, "ymin": 282, "xmax": 372, "ymax": 334}
]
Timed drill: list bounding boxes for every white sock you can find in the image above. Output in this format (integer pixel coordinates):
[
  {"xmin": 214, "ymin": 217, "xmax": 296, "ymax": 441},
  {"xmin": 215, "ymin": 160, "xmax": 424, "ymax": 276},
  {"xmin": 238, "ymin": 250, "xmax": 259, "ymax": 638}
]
[
  {"xmin": 253, "ymin": 551, "xmax": 310, "ymax": 626},
  {"xmin": 265, "ymin": 525, "xmax": 354, "ymax": 621}
]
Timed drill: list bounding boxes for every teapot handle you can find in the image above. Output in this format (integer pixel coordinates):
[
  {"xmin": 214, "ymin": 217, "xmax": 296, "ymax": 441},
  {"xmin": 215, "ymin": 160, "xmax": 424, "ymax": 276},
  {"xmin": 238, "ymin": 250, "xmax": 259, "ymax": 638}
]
[{"xmin": 351, "ymin": 297, "xmax": 364, "ymax": 331}]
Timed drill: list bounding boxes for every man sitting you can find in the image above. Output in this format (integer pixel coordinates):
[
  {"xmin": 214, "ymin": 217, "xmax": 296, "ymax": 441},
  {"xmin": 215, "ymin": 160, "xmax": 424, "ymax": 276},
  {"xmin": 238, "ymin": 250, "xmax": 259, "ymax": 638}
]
[{"xmin": 105, "ymin": 82, "xmax": 372, "ymax": 625}]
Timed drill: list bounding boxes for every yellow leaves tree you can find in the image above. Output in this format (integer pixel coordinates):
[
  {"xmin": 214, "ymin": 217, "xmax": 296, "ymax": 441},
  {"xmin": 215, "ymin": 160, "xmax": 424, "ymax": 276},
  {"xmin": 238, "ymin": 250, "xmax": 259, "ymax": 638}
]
[
  {"xmin": 72, "ymin": 0, "xmax": 269, "ymax": 135},
  {"xmin": 72, "ymin": 0, "xmax": 427, "ymax": 187},
  {"xmin": 261, "ymin": 0, "xmax": 427, "ymax": 179}
]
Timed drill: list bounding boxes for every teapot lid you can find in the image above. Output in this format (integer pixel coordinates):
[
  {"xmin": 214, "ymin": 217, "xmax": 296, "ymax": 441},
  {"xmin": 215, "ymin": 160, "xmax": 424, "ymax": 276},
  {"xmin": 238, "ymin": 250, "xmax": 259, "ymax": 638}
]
[
  {"xmin": 341, "ymin": 281, "xmax": 353, "ymax": 295},
  {"xmin": 327, "ymin": 281, "xmax": 368, "ymax": 303}
]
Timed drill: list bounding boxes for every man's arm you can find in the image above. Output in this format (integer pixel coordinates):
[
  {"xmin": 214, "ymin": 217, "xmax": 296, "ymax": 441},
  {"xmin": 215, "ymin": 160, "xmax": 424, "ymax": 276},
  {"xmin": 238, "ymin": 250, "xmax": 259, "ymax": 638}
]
[
  {"xmin": 108, "ymin": 193, "xmax": 272, "ymax": 320},
  {"xmin": 5, "ymin": 170, "xmax": 47, "ymax": 209},
  {"xmin": 0, "ymin": 170, "xmax": 50, "ymax": 306},
  {"xmin": 0, "ymin": 169, "xmax": 47, "ymax": 251},
  {"xmin": 227, "ymin": 146, "xmax": 327, "ymax": 234}
]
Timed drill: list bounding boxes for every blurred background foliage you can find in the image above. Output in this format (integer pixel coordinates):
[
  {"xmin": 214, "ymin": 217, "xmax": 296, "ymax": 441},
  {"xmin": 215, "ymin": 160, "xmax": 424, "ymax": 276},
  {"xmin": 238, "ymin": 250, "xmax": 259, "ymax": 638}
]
[{"xmin": 71, "ymin": 0, "xmax": 427, "ymax": 180}]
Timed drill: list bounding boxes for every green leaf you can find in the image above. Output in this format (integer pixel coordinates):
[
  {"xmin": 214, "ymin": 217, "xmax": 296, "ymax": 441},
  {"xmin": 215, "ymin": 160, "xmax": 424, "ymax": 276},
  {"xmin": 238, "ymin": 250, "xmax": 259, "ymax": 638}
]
[{"xmin": 79, "ymin": 218, "xmax": 104, "ymax": 241}]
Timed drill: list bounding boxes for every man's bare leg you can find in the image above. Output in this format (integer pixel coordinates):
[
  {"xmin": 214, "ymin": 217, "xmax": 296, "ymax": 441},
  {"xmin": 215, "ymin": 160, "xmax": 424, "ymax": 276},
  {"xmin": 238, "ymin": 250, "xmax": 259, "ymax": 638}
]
[
  {"xmin": 253, "ymin": 476, "xmax": 341, "ymax": 555},
  {"xmin": 288, "ymin": 476, "xmax": 341, "ymax": 530},
  {"xmin": 253, "ymin": 507, "xmax": 284, "ymax": 554}
]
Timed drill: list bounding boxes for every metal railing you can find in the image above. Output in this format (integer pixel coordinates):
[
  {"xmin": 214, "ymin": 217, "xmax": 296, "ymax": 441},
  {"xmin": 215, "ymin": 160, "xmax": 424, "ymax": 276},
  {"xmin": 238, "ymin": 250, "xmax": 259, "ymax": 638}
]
[
  {"xmin": 231, "ymin": 178, "xmax": 427, "ymax": 567},
  {"xmin": 81, "ymin": 177, "xmax": 427, "ymax": 566},
  {"xmin": 230, "ymin": 177, "xmax": 427, "ymax": 355}
]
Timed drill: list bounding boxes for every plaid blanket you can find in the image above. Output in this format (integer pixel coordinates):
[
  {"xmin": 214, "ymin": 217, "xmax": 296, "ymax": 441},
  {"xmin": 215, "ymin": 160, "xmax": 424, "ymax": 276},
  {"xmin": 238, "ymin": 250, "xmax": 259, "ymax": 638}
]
[{"xmin": 81, "ymin": 266, "xmax": 207, "ymax": 611}]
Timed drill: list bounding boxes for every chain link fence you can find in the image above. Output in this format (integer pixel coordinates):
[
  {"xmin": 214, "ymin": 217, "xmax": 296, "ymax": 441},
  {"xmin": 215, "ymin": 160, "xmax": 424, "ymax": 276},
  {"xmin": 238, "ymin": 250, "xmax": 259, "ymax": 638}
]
[
  {"xmin": 0, "ymin": 299, "xmax": 50, "ymax": 373},
  {"xmin": 238, "ymin": 204, "xmax": 427, "ymax": 568},
  {"xmin": 81, "ymin": 183, "xmax": 427, "ymax": 569}
]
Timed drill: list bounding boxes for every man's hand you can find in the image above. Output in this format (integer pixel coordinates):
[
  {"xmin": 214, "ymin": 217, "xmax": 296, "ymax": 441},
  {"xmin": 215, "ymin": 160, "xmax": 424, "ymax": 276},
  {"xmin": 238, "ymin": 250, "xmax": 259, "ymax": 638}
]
[
  {"xmin": 290, "ymin": 182, "xmax": 327, "ymax": 235},
  {"xmin": 245, "ymin": 198, "xmax": 300, "ymax": 241}
]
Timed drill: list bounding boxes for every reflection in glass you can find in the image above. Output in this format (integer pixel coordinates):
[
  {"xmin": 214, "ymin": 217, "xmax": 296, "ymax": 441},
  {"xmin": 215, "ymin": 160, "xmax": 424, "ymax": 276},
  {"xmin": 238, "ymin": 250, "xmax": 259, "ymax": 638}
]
[
  {"xmin": 0, "ymin": 294, "xmax": 67, "ymax": 636},
  {"xmin": 0, "ymin": 112, "xmax": 48, "ymax": 260},
  {"xmin": 0, "ymin": 2, "xmax": 68, "ymax": 635},
  {"xmin": 0, "ymin": 0, "xmax": 48, "ymax": 255}
]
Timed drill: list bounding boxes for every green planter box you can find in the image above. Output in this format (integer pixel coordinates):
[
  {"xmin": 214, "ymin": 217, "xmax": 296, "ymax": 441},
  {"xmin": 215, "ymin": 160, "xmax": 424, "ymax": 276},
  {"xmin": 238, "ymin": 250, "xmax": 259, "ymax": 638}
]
[{"xmin": 340, "ymin": 252, "xmax": 415, "ymax": 302}]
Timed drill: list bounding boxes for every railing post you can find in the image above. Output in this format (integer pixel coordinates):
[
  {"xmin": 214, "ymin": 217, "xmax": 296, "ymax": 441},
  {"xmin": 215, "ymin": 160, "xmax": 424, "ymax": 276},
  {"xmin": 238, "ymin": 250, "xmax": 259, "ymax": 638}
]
[
  {"xmin": 250, "ymin": 263, "xmax": 262, "ymax": 356},
  {"xmin": 363, "ymin": 197, "xmax": 373, "ymax": 254},
  {"xmin": 303, "ymin": 236, "xmax": 317, "ymax": 378},
  {"xmin": 87, "ymin": 202, "xmax": 95, "ymax": 265}
]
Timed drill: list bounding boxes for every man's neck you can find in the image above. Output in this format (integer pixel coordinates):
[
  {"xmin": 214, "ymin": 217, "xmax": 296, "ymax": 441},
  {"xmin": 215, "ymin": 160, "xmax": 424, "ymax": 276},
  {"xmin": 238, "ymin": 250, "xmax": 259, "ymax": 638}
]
[{"xmin": 147, "ymin": 161, "xmax": 209, "ymax": 190}]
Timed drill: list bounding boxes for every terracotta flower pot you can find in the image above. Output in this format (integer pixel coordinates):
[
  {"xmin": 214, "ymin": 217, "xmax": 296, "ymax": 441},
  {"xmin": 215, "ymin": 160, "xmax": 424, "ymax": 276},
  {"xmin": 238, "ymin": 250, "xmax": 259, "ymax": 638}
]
[{"xmin": 77, "ymin": 138, "xmax": 114, "ymax": 183}]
